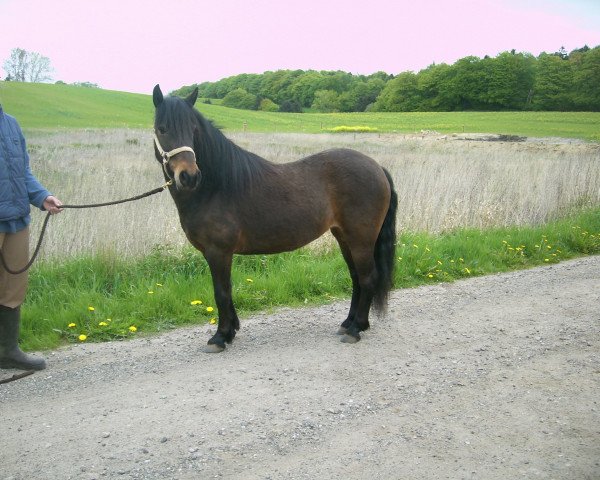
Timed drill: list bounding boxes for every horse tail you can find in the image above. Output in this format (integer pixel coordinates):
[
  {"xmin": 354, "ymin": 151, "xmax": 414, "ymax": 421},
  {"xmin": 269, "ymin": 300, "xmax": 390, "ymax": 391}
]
[{"xmin": 373, "ymin": 168, "xmax": 397, "ymax": 312}]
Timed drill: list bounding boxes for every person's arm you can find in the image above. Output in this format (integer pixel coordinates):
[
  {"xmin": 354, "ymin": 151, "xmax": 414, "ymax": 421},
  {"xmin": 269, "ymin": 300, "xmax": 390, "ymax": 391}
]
[
  {"xmin": 42, "ymin": 195, "xmax": 63, "ymax": 214},
  {"xmin": 19, "ymin": 129, "xmax": 63, "ymax": 214}
]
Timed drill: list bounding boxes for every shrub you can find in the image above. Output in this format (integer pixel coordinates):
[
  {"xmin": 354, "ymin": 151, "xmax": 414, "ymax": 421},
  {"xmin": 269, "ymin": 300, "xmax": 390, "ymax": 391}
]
[
  {"xmin": 222, "ymin": 88, "xmax": 257, "ymax": 110},
  {"xmin": 259, "ymin": 98, "xmax": 279, "ymax": 112},
  {"xmin": 327, "ymin": 125, "xmax": 379, "ymax": 133},
  {"xmin": 279, "ymin": 99, "xmax": 303, "ymax": 112}
]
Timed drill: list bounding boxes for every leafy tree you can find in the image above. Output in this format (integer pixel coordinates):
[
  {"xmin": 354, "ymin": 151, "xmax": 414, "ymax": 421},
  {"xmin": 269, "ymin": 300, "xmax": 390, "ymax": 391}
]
[
  {"xmin": 3, "ymin": 48, "xmax": 53, "ymax": 82},
  {"xmin": 347, "ymin": 78, "xmax": 386, "ymax": 112},
  {"xmin": 311, "ymin": 90, "xmax": 341, "ymax": 112},
  {"xmin": 484, "ymin": 51, "xmax": 535, "ymax": 109},
  {"xmin": 418, "ymin": 63, "xmax": 456, "ymax": 111},
  {"xmin": 373, "ymin": 72, "xmax": 421, "ymax": 111},
  {"xmin": 533, "ymin": 53, "xmax": 574, "ymax": 110},
  {"xmin": 222, "ymin": 88, "xmax": 257, "ymax": 110},
  {"xmin": 571, "ymin": 46, "xmax": 600, "ymax": 110},
  {"xmin": 447, "ymin": 56, "xmax": 489, "ymax": 110},
  {"xmin": 72, "ymin": 81, "xmax": 99, "ymax": 88},
  {"xmin": 289, "ymin": 71, "xmax": 324, "ymax": 107},
  {"xmin": 278, "ymin": 99, "xmax": 302, "ymax": 113},
  {"xmin": 258, "ymin": 98, "xmax": 279, "ymax": 112},
  {"xmin": 260, "ymin": 70, "xmax": 304, "ymax": 104}
]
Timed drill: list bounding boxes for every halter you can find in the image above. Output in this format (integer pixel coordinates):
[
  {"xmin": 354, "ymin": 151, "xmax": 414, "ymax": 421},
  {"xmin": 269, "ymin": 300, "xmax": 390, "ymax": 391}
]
[{"xmin": 153, "ymin": 133, "xmax": 196, "ymax": 180}]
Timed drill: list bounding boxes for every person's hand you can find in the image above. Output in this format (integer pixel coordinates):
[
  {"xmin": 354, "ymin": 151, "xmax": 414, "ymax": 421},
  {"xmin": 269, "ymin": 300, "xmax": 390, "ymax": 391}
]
[{"xmin": 43, "ymin": 195, "xmax": 63, "ymax": 215}]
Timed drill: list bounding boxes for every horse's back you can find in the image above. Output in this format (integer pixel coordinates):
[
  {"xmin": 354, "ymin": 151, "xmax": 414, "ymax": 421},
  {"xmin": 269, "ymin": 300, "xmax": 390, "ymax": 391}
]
[
  {"xmin": 299, "ymin": 147, "xmax": 391, "ymax": 204},
  {"xmin": 292, "ymin": 147, "xmax": 392, "ymax": 241},
  {"xmin": 233, "ymin": 148, "xmax": 390, "ymax": 254}
]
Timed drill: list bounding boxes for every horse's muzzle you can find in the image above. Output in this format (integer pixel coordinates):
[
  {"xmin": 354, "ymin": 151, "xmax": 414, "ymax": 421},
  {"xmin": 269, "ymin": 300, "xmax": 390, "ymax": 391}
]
[{"xmin": 177, "ymin": 169, "xmax": 200, "ymax": 190}]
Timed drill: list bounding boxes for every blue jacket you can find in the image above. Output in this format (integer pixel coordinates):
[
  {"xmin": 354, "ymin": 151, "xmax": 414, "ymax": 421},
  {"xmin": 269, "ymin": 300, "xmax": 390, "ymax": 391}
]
[{"xmin": 0, "ymin": 105, "xmax": 51, "ymax": 233}]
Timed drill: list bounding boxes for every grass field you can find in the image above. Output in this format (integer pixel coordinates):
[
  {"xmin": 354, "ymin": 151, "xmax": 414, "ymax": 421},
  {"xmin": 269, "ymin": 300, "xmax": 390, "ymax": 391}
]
[
  {"xmin": 1, "ymin": 81, "xmax": 600, "ymax": 140},
  {"xmin": 1, "ymin": 81, "xmax": 599, "ymax": 351},
  {"xmin": 22, "ymin": 209, "xmax": 600, "ymax": 351},
  {"xmin": 25, "ymin": 130, "xmax": 600, "ymax": 259},
  {"xmin": 14, "ymin": 129, "xmax": 600, "ymax": 350}
]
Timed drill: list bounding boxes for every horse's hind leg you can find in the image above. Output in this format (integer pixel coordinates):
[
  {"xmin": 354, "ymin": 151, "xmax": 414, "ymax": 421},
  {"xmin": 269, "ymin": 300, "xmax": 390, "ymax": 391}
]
[
  {"xmin": 332, "ymin": 229, "xmax": 360, "ymax": 335},
  {"xmin": 339, "ymin": 246, "xmax": 378, "ymax": 344}
]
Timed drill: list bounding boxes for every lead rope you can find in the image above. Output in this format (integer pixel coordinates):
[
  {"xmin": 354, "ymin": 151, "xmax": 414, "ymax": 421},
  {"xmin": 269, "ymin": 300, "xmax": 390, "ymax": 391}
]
[{"xmin": 0, "ymin": 180, "xmax": 172, "ymax": 275}]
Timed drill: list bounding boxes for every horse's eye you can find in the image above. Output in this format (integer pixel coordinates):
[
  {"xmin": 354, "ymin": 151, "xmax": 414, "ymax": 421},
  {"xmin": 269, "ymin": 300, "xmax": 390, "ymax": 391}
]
[{"xmin": 157, "ymin": 126, "xmax": 167, "ymax": 135}]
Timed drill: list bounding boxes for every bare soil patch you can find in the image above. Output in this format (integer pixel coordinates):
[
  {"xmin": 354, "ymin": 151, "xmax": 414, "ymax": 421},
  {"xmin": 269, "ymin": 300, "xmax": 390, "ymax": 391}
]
[{"xmin": 1, "ymin": 256, "xmax": 599, "ymax": 480}]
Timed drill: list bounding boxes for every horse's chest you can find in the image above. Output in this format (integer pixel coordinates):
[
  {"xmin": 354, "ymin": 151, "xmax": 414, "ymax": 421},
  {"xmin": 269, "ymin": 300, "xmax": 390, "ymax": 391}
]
[{"xmin": 179, "ymin": 208, "xmax": 241, "ymax": 253}]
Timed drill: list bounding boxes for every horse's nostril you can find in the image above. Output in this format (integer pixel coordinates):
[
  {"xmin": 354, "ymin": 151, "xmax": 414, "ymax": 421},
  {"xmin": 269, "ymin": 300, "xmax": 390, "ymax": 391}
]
[
  {"xmin": 180, "ymin": 171, "xmax": 191, "ymax": 187},
  {"xmin": 179, "ymin": 171, "xmax": 199, "ymax": 189}
]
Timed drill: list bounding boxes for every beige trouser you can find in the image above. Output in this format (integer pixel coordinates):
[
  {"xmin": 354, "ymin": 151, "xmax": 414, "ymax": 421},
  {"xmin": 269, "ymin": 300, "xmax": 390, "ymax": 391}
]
[{"xmin": 0, "ymin": 227, "xmax": 29, "ymax": 308}]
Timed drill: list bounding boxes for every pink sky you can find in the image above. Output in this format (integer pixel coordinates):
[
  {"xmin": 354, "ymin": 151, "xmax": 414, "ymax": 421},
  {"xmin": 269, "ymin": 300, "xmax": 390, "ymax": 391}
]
[{"xmin": 1, "ymin": 0, "xmax": 599, "ymax": 94}]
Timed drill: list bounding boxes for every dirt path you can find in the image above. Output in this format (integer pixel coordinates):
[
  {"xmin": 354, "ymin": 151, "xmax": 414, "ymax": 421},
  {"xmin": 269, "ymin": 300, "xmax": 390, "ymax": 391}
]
[{"xmin": 1, "ymin": 256, "xmax": 599, "ymax": 480}]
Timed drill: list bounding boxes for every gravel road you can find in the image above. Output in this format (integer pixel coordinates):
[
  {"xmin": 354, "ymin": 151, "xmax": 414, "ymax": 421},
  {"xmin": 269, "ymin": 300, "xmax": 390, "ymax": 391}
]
[{"xmin": 1, "ymin": 256, "xmax": 599, "ymax": 480}]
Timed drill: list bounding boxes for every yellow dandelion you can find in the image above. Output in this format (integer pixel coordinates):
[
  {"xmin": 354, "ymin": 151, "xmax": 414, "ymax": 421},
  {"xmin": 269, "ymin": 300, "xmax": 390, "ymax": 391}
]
[
  {"xmin": 209, "ymin": 317, "xmax": 217, "ymax": 325},
  {"xmin": 156, "ymin": 283, "xmax": 163, "ymax": 287},
  {"xmin": 88, "ymin": 306, "xmax": 95, "ymax": 312},
  {"xmin": 246, "ymin": 278, "xmax": 254, "ymax": 283},
  {"xmin": 398, "ymin": 257, "xmax": 403, "ymax": 261},
  {"xmin": 78, "ymin": 334, "xmax": 87, "ymax": 342},
  {"xmin": 206, "ymin": 306, "xmax": 214, "ymax": 313},
  {"xmin": 427, "ymin": 274, "xmax": 434, "ymax": 278},
  {"xmin": 413, "ymin": 244, "xmax": 419, "ymax": 249},
  {"xmin": 68, "ymin": 323, "xmax": 76, "ymax": 328},
  {"xmin": 437, "ymin": 260, "xmax": 442, "ymax": 265},
  {"xmin": 98, "ymin": 321, "xmax": 108, "ymax": 327},
  {"xmin": 544, "ymin": 258, "xmax": 550, "ymax": 262},
  {"xmin": 128, "ymin": 326, "xmax": 137, "ymax": 332},
  {"xmin": 464, "ymin": 267, "xmax": 471, "ymax": 274},
  {"xmin": 147, "ymin": 291, "xmax": 154, "ymax": 294},
  {"xmin": 425, "ymin": 247, "xmax": 431, "ymax": 252},
  {"xmin": 190, "ymin": 300, "xmax": 203, "ymax": 305},
  {"xmin": 106, "ymin": 318, "xmax": 112, "ymax": 322}
]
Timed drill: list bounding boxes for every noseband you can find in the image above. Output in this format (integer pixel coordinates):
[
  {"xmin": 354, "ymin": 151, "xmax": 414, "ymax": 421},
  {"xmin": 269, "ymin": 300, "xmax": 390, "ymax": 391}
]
[{"xmin": 153, "ymin": 133, "xmax": 196, "ymax": 180}]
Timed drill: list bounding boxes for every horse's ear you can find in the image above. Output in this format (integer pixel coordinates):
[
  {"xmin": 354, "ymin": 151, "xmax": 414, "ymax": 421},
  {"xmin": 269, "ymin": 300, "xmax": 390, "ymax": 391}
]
[
  {"xmin": 185, "ymin": 87, "xmax": 198, "ymax": 106},
  {"xmin": 153, "ymin": 84, "xmax": 164, "ymax": 108}
]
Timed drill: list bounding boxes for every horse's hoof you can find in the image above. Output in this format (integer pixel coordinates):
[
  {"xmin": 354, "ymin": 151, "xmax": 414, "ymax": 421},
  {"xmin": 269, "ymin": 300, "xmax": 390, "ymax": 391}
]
[
  {"xmin": 203, "ymin": 343, "xmax": 225, "ymax": 354},
  {"xmin": 340, "ymin": 333, "xmax": 360, "ymax": 344},
  {"xmin": 336, "ymin": 327, "xmax": 348, "ymax": 335}
]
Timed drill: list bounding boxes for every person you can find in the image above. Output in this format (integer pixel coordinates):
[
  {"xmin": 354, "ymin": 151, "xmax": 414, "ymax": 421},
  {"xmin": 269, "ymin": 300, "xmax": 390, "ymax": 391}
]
[{"xmin": 0, "ymin": 104, "xmax": 63, "ymax": 370}]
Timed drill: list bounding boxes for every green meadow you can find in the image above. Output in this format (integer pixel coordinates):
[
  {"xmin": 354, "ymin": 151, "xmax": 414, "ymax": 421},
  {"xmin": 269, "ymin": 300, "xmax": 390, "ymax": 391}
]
[
  {"xmin": 22, "ymin": 210, "xmax": 600, "ymax": 351},
  {"xmin": 1, "ymin": 81, "xmax": 599, "ymax": 140},
  {"xmin": 0, "ymin": 81, "xmax": 598, "ymax": 350}
]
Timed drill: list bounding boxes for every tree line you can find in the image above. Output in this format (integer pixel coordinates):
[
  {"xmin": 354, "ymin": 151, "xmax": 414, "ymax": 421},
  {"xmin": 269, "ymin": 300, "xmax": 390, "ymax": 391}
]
[{"xmin": 172, "ymin": 45, "xmax": 600, "ymax": 112}]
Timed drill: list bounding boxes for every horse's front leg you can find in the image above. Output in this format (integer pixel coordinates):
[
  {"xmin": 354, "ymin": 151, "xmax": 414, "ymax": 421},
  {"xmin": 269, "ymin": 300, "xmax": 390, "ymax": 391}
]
[{"xmin": 203, "ymin": 250, "xmax": 240, "ymax": 353}]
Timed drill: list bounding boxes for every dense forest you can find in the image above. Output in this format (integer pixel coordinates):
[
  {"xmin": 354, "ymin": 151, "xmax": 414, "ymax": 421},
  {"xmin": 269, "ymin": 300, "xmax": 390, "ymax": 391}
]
[{"xmin": 172, "ymin": 45, "xmax": 600, "ymax": 112}]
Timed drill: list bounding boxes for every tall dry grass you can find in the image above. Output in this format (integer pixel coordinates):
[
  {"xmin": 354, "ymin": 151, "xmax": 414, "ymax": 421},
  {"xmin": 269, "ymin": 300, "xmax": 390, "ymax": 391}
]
[{"xmin": 26, "ymin": 129, "xmax": 600, "ymax": 260}]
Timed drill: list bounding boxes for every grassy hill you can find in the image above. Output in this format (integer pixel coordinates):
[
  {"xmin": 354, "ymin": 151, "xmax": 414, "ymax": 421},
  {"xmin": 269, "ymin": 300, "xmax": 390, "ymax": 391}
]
[
  {"xmin": 0, "ymin": 81, "xmax": 153, "ymax": 128},
  {"xmin": 1, "ymin": 81, "xmax": 599, "ymax": 140}
]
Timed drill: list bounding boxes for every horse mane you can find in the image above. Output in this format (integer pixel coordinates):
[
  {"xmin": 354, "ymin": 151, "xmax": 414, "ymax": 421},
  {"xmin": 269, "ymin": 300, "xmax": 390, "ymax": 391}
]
[{"xmin": 156, "ymin": 95, "xmax": 275, "ymax": 196}]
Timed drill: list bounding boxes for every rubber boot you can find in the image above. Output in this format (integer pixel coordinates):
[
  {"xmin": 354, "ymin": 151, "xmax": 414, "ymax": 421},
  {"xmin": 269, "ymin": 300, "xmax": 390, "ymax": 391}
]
[{"xmin": 0, "ymin": 305, "xmax": 46, "ymax": 370}]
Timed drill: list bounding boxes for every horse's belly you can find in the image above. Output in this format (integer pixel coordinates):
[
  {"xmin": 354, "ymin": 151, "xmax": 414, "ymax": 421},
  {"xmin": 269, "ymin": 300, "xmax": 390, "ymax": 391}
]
[{"xmin": 236, "ymin": 218, "xmax": 329, "ymax": 255}]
